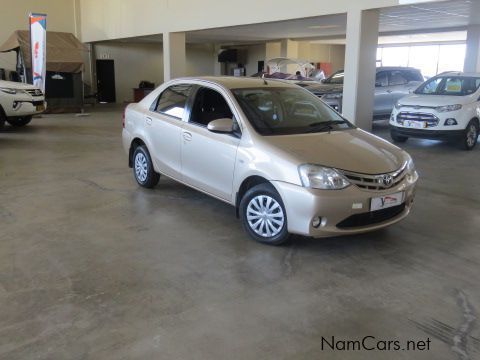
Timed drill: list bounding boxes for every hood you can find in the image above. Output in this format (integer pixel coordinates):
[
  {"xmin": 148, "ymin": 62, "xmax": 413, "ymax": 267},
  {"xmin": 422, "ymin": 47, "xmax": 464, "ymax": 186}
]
[
  {"xmin": 266, "ymin": 129, "xmax": 406, "ymax": 174},
  {"xmin": 0, "ymin": 80, "xmax": 39, "ymax": 90},
  {"xmin": 305, "ymin": 83, "xmax": 343, "ymax": 95},
  {"xmin": 398, "ymin": 93, "xmax": 473, "ymax": 107}
]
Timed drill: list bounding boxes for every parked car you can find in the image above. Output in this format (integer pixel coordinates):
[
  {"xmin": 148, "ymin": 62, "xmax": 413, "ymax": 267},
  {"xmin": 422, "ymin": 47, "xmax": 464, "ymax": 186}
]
[
  {"xmin": 305, "ymin": 67, "xmax": 424, "ymax": 116},
  {"xmin": 0, "ymin": 80, "xmax": 45, "ymax": 129},
  {"xmin": 122, "ymin": 77, "xmax": 418, "ymax": 245},
  {"xmin": 390, "ymin": 72, "xmax": 480, "ymax": 150}
]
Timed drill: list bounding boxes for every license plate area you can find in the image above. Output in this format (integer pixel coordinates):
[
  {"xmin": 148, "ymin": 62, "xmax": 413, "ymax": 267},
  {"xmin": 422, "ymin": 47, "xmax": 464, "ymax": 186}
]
[
  {"xmin": 371, "ymin": 192, "xmax": 404, "ymax": 211},
  {"xmin": 36, "ymin": 104, "xmax": 45, "ymax": 111},
  {"xmin": 403, "ymin": 120, "xmax": 426, "ymax": 129}
]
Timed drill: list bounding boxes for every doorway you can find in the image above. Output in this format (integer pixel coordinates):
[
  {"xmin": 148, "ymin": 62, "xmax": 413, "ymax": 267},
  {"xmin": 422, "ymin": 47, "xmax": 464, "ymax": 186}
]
[{"xmin": 96, "ymin": 59, "xmax": 116, "ymax": 103}]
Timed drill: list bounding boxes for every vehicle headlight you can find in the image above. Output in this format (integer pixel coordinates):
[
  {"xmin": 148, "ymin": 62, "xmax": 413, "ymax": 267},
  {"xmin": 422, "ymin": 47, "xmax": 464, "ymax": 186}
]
[
  {"xmin": 405, "ymin": 157, "xmax": 418, "ymax": 184},
  {"xmin": 298, "ymin": 164, "xmax": 350, "ymax": 190},
  {"xmin": 394, "ymin": 101, "xmax": 402, "ymax": 110},
  {"xmin": 323, "ymin": 93, "xmax": 343, "ymax": 99},
  {"xmin": 436, "ymin": 104, "xmax": 462, "ymax": 112},
  {"xmin": 0, "ymin": 87, "xmax": 17, "ymax": 94}
]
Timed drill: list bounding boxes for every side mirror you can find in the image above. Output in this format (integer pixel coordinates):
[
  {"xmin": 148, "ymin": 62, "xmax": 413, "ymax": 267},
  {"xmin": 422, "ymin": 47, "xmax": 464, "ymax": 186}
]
[{"xmin": 207, "ymin": 118, "xmax": 234, "ymax": 133}]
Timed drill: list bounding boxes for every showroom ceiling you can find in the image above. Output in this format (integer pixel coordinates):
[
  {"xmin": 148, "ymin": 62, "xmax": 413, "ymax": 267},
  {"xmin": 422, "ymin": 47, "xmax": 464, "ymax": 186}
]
[{"xmin": 112, "ymin": 0, "xmax": 477, "ymax": 45}]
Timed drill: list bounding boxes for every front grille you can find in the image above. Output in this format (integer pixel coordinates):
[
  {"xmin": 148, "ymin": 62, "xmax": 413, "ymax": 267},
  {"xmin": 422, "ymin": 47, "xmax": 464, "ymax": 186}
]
[
  {"xmin": 340, "ymin": 164, "xmax": 407, "ymax": 191},
  {"xmin": 397, "ymin": 112, "xmax": 439, "ymax": 127},
  {"xmin": 337, "ymin": 203, "xmax": 406, "ymax": 229},
  {"xmin": 25, "ymin": 89, "xmax": 43, "ymax": 97}
]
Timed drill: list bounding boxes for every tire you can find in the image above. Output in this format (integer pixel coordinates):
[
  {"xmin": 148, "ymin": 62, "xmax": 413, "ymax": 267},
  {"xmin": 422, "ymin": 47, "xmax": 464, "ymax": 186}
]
[
  {"xmin": 0, "ymin": 107, "xmax": 6, "ymax": 131},
  {"xmin": 390, "ymin": 130, "xmax": 408, "ymax": 143},
  {"xmin": 7, "ymin": 116, "xmax": 32, "ymax": 127},
  {"xmin": 462, "ymin": 120, "xmax": 479, "ymax": 151},
  {"xmin": 132, "ymin": 145, "xmax": 160, "ymax": 188},
  {"xmin": 239, "ymin": 183, "xmax": 291, "ymax": 245}
]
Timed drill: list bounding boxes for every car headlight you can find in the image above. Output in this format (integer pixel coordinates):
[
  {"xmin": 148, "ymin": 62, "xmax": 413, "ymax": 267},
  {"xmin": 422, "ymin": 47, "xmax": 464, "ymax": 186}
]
[
  {"xmin": 436, "ymin": 104, "xmax": 462, "ymax": 112},
  {"xmin": 298, "ymin": 164, "xmax": 350, "ymax": 190},
  {"xmin": 0, "ymin": 87, "xmax": 18, "ymax": 94},
  {"xmin": 323, "ymin": 93, "xmax": 343, "ymax": 99},
  {"xmin": 405, "ymin": 157, "xmax": 418, "ymax": 184}
]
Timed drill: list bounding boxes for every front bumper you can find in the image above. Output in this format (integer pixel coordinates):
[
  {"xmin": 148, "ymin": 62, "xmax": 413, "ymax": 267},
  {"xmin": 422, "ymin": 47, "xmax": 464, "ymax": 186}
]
[
  {"xmin": 390, "ymin": 125, "xmax": 464, "ymax": 140},
  {"xmin": 271, "ymin": 179, "xmax": 416, "ymax": 238},
  {"xmin": 3, "ymin": 97, "xmax": 46, "ymax": 117}
]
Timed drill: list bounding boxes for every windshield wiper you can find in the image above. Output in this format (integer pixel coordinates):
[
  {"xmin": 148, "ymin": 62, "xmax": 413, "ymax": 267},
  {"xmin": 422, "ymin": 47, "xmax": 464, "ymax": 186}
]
[{"xmin": 307, "ymin": 120, "xmax": 347, "ymax": 133}]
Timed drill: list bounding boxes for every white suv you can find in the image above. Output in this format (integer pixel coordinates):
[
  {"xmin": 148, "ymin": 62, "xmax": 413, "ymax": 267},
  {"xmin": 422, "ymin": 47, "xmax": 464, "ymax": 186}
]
[
  {"xmin": 0, "ymin": 80, "xmax": 46, "ymax": 129},
  {"xmin": 389, "ymin": 72, "xmax": 480, "ymax": 150}
]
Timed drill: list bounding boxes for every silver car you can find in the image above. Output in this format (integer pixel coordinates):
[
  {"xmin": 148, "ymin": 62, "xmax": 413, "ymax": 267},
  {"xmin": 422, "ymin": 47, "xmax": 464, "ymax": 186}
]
[
  {"xmin": 122, "ymin": 77, "xmax": 418, "ymax": 245},
  {"xmin": 305, "ymin": 67, "xmax": 424, "ymax": 117}
]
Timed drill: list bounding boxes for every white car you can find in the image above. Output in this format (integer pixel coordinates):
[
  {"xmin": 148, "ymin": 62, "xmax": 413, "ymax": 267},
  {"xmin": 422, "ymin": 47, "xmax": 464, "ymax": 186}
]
[
  {"xmin": 389, "ymin": 72, "xmax": 480, "ymax": 150},
  {"xmin": 0, "ymin": 80, "xmax": 46, "ymax": 129}
]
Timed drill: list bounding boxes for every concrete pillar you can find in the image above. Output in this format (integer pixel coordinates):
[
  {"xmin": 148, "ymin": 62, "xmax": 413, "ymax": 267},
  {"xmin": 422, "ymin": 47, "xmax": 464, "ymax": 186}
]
[
  {"xmin": 342, "ymin": 9, "xmax": 379, "ymax": 131},
  {"xmin": 464, "ymin": 25, "xmax": 480, "ymax": 73},
  {"xmin": 163, "ymin": 32, "xmax": 186, "ymax": 82},
  {"xmin": 280, "ymin": 39, "xmax": 299, "ymax": 73},
  {"xmin": 213, "ymin": 44, "xmax": 222, "ymax": 76}
]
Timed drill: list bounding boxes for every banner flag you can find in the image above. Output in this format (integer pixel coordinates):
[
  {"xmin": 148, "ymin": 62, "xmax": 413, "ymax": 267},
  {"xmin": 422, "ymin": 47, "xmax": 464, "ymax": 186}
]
[{"xmin": 29, "ymin": 13, "xmax": 47, "ymax": 91}]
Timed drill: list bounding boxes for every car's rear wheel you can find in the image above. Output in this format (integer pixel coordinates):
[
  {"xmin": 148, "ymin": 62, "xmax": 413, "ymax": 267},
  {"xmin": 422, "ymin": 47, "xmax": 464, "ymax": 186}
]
[
  {"xmin": 133, "ymin": 145, "xmax": 160, "ymax": 188},
  {"xmin": 462, "ymin": 120, "xmax": 478, "ymax": 151},
  {"xmin": 7, "ymin": 116, "xmax": 32, "ymax": 127},
  {"xmin": 390, "ymin": 130, "xmax": 408, "ymax": 143},
  {"xmin": 239, "ymin": 183, "xmax": 290, "ymax": 245}
]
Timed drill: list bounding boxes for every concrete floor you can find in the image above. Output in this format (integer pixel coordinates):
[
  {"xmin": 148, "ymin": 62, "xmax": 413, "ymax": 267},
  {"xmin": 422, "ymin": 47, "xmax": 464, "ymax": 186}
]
[{"xmin": 0, "ymin": 107, "xmax": 479, "ymax": 360}]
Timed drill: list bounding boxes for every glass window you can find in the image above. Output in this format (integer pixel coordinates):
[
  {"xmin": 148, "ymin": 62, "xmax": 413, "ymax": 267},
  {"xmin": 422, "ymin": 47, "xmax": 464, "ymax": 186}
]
[
  {"xmin": 415, "ymin": 76, "xmax": 480, "ymax": 96},
  {"xmin": 232, "ymin": 87, "xmax": 353, "ymax": 136},
  {"xmin": 402, "ymin": 70, "xmax": 424, "ymax": 82},
  {"xmin": 324, "ymin": 71, "xmax": 344, "ymax": 84},
  {"xmin": 380, "ymin": 47, "xmax": 409, "ymax": 67},
  {"xmin": 375, "ymin": 72, "xmax": 388, "ymax": 87},
  {"xmin": 389, "ymin": 71, "xmax": 408, "ymax": 86},
  {"xmin": 154, "ymin": 84, "xmax": 192, "ymax": 119},
  {"xmin": 190, "ymin": 87, "xmax": 233, "ymax": 127}
]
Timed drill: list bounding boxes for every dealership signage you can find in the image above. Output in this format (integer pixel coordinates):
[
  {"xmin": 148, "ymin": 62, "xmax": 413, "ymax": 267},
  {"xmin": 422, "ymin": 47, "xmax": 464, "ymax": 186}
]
[{"xmin": 29, "ymin": 13, "xmax": 47, "ymax": 92}]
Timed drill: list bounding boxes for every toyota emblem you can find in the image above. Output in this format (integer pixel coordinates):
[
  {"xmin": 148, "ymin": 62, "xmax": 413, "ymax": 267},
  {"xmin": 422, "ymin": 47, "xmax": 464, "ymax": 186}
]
[{"xmin": 381, "ymin": 174, "xmax": 394, "ymax": 187}]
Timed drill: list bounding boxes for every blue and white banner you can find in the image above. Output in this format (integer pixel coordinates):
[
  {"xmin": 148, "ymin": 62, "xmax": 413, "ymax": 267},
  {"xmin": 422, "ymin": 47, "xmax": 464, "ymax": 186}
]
[{"xmin": 29, "ymin": 13, "xmax": 47, "ymax": 91}]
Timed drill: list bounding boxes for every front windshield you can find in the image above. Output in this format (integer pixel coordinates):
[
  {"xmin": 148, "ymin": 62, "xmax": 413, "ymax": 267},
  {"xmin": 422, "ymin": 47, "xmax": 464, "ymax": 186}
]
[
  {"xmin": 232, "ymin": 87, "xmax": 354, "ymax": 136},
  {"xmin": 324, "ymin": 71, "xmax": 344, "ymax": 84},
  {"xmin": 415, "ymin": 76, "xmax": 480, "ymax": 96}
]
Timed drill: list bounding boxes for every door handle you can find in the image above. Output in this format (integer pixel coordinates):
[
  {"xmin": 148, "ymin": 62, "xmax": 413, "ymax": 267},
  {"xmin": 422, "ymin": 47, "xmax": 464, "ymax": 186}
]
[
  {"xmin": 182, "ymin": 131, "xmax": 192, "ymax": 141},
  {"xmin": 146, "ymin": 117, "xmax": 152, "ymax": 125}
]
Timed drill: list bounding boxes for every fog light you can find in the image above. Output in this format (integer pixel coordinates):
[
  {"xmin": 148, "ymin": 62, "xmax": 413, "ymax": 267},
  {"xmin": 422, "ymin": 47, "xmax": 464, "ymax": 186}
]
[
  {"xmin": 445, "ymin": 118, "xmax": 457, "ymax": 126},
  {"xmin": 390, "ymin": 114, "xmax": 395, "ymax": 122},
  {"xmin": 312, "ymin": 217, "xmax": 321, "ymax": 228}
]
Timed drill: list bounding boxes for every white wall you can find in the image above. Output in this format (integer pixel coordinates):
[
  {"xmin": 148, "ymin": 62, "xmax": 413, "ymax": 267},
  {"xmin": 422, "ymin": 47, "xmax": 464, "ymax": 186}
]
[
  {"xmin": 78, "ymin": 0, "xmax": 400, "ymax": 42},
  {"xmin": 0, "ymin": 0, "xmax": 77, "ymax": 73},
  {"xmin": 244, "ymin": 44, "xmax": 266, "ymax": 76},
  {"xmin": 93, "ymin": 42, "xmax": 215, "ymax": 103}
]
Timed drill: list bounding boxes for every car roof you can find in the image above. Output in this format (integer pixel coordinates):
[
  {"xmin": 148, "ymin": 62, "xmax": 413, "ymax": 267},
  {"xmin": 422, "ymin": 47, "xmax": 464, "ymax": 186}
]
[
  {"xmin": 172, "ymin": 76, "xmax": 299, "ymax": 89},
  {"xmin": 376, "ymin": 66, "xmax": 421, "ymax": 71},
  {"xmin": 434, "ymin": 71, "xmax": 480, "ymax": 77}
]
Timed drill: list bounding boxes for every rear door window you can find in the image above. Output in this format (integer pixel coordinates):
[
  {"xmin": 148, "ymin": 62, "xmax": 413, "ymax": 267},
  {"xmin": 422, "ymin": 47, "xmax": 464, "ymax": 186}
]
[
  {"xmin": 388, "ymin": 71, "xmax": 408, "ymax": 86},
  {"xmin": 153, "ymin": 84, "xmax": 193, "ymax": 119}
]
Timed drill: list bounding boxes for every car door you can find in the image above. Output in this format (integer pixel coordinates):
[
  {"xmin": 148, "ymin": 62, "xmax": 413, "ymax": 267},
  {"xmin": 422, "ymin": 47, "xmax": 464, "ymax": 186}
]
[
  {"xmin": 373, "ymin": 71, "xmax": 392, "ymax": 116},
  {"xmin": 147, "ymin": 84, "xmax": 193, "ymax": 180},
  {"xmin": 388, "ymin": 70, "xmax": 412, "ymax": 108},
  {"xmin": 181, "ymin": 86, "xmax": 241, "ymax": 201}
]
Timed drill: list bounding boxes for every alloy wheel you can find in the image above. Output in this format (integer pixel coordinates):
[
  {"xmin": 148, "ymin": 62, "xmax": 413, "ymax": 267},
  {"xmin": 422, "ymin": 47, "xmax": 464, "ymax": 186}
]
[
  {"xmin": 134, "ymin": 152, "xmax": 148, "ymax": 182},
  {"xmin": 246, "ymin": 195, "xmax": 285, "ymax": 238},
  {"xmin": 466, "ymin": 124, "xmax": 478, "ymax": 148}
]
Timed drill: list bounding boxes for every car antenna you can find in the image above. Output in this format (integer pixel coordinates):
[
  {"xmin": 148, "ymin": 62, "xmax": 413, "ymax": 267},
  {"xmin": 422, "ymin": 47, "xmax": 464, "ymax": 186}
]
[{"xmin": 262, "ymin": 73, "xmax": 268, "ymax": 85}]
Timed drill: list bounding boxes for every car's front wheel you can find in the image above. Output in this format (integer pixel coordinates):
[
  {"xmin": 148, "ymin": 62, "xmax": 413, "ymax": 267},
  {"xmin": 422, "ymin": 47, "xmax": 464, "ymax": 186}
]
[
  {"xmin": 7, "ymin": 116, "xmax": 32, "ymax": 127},
  {"xmin": 132, "ymin": 145, "xmax": 160, "ymax": 188},
  {"xmin": 0, "ymin": 108, "xmax": 6, "ymax": 130},
  {"xmin": 462, "ymin": 120, "xmax": 479, "ymax": 151},
  {"xmin": 390, "ymin": 130, "xmax": 408, "ymax": 143},
  {"xmin": 239, "ymin": 183, "xmax": 290, "ymax": 245}
]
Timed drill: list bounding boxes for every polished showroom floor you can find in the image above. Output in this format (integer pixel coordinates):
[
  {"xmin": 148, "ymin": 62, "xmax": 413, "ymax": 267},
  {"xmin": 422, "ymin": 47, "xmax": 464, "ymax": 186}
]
[{"xmin": 0, "ymin": 106, "xmax": 479, "ymax": 359}]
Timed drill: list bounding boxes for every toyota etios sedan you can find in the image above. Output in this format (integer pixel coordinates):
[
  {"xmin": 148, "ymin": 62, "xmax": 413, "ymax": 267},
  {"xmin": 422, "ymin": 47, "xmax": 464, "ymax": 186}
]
[{"xmin": 123, "ymin": 77, "xmax": 418, "ymax": 245}]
